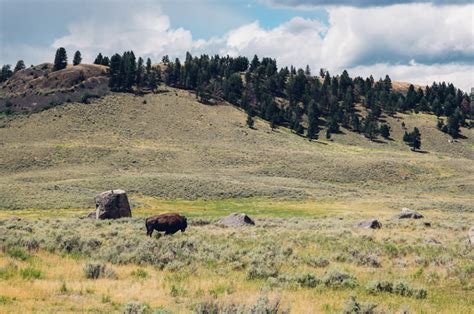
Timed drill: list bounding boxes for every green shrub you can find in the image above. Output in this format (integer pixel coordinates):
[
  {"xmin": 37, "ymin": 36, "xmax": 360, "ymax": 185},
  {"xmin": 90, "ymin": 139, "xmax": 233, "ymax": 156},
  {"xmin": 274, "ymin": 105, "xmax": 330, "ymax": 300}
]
[
  {"xmin": 122, "ymin": 301, "xmax": 150, "ymax": 314},
  {"xmin": 0, "ymin": 262, "xmax": 18, "ymax": 280},
  {"xmin": 305, "ymin": 256, "xmax": 330, "ymax": 268},
  {"xmin": 296, "ymin": 273, "xmax": 319, "ymax": 288},
  {"xmin": 246, "ymin": 264, "xmax": 278, "ymax": 280},
  {"xmin": 366, "ymin": 280, "xmax": 427, "ymax": 299},
  {"xmin": 322, "ymin": 269, "xmax": 357, "ymax": 289},
  {"xmin": 83, "ymin": 262, "xmax": 105, "ymax": 279},
  {"xmin": 342, "ymin": 295, "xmax": 377, "ymax": 314},
  {"xmin": 131, "ymin": 268, "xmax": 149, "ymax": 280},
  {"xmin": 6, "ymin": 247, "xmax": 30, "ymax": 261},
  {"xmin": 20, "ymin": 267, "xmax": 42, "ymax": 280}
]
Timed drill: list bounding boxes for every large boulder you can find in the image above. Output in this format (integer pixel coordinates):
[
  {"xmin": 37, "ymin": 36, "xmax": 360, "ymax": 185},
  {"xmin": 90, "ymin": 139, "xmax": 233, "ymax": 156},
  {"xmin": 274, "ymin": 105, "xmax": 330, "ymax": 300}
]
[
  {"xmin": 355, "ymin": 219, "xmax": 382, "ymax": 229},
  {"xmin": 217, "ymin": 213, "xmax": 255, "ymax": 227},
  {"xmin": 469, "ymin": 227, "xmax": 474, "ymax": 247},
  {"xmin": 95, "ymin": 189, "xmax": 132, "ymax": 219},
  {"xmin": 393, "ymin": 208, "xmax": 423, "ymax": 219}
]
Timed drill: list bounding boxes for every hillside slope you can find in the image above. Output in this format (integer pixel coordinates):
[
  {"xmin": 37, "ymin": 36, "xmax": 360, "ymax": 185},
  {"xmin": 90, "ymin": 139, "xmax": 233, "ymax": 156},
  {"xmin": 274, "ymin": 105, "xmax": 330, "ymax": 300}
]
[
  {"xmin": 0, "ymin": 87, "xmax": 472, "ymax": 211},
  {"xmin": 0, "ymin": 63, "xmax": 108, "ymax": 113}
]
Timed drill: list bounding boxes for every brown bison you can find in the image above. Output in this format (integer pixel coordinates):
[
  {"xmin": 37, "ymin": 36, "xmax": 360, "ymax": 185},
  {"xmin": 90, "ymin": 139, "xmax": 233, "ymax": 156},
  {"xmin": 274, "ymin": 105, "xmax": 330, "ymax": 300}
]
[{"xmin": 145, "ymin": 213, "xmax": 187, "ymax": 236}]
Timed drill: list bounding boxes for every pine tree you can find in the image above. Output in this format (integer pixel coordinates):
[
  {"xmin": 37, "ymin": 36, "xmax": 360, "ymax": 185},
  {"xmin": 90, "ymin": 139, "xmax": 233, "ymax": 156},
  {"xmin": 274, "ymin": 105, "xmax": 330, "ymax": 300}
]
[
  {"xmin": 14, "ymin": 60, "xmax": 25, "ymax": 72},
  {"xmin": 446, "ymin": 108, "xmax": 462, "ymax": 138},
  {"xmin": 363, "ymin": 113, "xmax": 379, "ymax": 140},
  {"xmin": 53, "ymin": 47, "xmax": 67, "ymax": 71},
  {"xmin": 403, "ymin": 127, "xmax": 421, "ymax": 151},
  {"xmin": 136, "ymin": 57, "xmax": 144, "ymax": 88},
  {"xmin": 108, "ymin": 54, "xmax": 122, "ymax": 91},
  {"xmin": 94, "ymin": 53, "xmax": 104, "ymax": 65},
  {"xmin": 379, "ymin": 124, "xmax": 390, "ymax": 139},
  {"xmin": 246, "ymin": 108, "xmax": 255, "ymax": 129},
  {"xmin": 0, "ymin": 64, "xmax": 13, "ymax": 82},
  {"xmin": 73, "ymin": 51, "xmax": 82, "ymax": 66},
  {"xmin": 307, "ymin": 100, "xmax": 320, "ymax": 140},
  {"xmin": 101, "ymin": 57, "xmax": 110, "ymax": 66}
]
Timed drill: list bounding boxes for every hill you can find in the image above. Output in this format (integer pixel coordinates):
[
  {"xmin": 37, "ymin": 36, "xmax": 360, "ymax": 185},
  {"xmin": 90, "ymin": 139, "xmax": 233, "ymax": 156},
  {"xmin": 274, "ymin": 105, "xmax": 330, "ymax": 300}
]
[
  {"xmin": 0, "ymin": 87, "xmax": 473, "ymax": 313},
  {"xmin": 0, "ymin": 87, "xmax": 472, "ymax": 210},
  {"xmin": 0, "ymin": 63, "xmax": 108, "ymax": 113}
]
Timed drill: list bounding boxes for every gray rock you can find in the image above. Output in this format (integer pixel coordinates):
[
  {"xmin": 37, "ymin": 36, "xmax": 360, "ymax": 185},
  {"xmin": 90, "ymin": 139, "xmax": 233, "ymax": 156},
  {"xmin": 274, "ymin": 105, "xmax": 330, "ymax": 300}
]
[
  {"xmin": 217, "ymin": 213, "xmax": 255, "ymax": 227},
  {"xmin": 356, "ymin": 219, "xmax": 382, "ymax": 229},
  {"xmin": 393, "ymin": 207, "xmax": 423, "ymax": 219},
  {"xmin": 469, "ymin": 227, "xmax": 474, "ymax": 247},
  {"xmin": 95, "ymin": 189, "xmax": 132, "ymax": 219}
]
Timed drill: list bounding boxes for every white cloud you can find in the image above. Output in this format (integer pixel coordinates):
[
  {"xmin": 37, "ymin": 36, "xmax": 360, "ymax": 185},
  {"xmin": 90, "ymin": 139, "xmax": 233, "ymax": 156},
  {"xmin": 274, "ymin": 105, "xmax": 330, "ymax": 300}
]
[
  {"xmin": 52, "ymin": 11, "xmax": 198, "ymax": 63},
  {"xmin": 348, "ymin": 62, "xmax": 474, "ymax": 92},
  {"xmin": 48, "ymin": 3, "xmax": 473, "ymax": 91}
]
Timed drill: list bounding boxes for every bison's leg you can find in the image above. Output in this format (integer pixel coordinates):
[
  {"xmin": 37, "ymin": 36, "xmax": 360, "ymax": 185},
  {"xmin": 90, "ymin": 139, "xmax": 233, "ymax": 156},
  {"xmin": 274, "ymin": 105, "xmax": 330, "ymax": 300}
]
[{"xmin": 146, "ymin": 224, "xmax": 154, "ymax": 237}]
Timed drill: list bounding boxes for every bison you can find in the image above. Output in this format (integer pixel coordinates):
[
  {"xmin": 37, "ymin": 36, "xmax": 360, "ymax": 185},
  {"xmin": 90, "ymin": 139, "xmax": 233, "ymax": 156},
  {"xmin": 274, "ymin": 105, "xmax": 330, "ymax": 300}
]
[{"xmin": 145, "ymin": 213, "xmax": 187, "ymax": 236}]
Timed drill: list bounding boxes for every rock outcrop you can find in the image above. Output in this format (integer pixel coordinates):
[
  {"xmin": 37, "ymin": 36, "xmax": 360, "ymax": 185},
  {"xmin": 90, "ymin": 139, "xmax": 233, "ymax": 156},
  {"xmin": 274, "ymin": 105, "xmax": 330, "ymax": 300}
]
[
  {"xmin": 95, "ymin": 189, "xmax": 131, "ymax": 219},
  {"xmin": 217, "ymin": 213, "xmax": 255, "ymax": 227},
  {"xmin": 393, "ymin": 208, "xmax": 423, "ymax": 219},
  {"xmin": 356, "ymin": 219, "xmax": 382, "ymax": 229}
]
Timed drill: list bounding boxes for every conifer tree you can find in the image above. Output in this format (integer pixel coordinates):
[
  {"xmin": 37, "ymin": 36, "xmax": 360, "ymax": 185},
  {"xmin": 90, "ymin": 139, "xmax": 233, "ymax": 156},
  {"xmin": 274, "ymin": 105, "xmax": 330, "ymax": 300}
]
[
  {"xmin": 73, "ymin": 51, "xmax": 82, "ymax": 66},
  {"xmin": 0, "ymin": 64, "xmax": 13, "ymax": 82},
  {"xmin": 307, "ymin": 100, "xmax": 320, "ymax": 140},
  {"xmin": 14, "ymin": 60, "xmax": 25, "ymax": 72},
  {"xmin": 94, "ymin": 53, "xmax": 104, "ymax": 65},
  {"xmin": 379, "ymin": 124, "xmax": 391, "ymax": 139},
  {"xmin": 53, "ymin": 47, "xmax": 67, "ymax": 71},
  {"xmin": 108, "ymin": 54, "xmax": 122, "ymax": 91}
]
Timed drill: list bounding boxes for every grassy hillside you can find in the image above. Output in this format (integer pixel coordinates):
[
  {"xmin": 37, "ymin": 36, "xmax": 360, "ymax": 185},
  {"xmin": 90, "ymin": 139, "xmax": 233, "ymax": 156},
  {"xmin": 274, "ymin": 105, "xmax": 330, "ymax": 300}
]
[
  {"xmin": 0, "ymin": 87, "xmax": 472, "ymax": 211},
  {"xmin": 0, "ymin": 87, "xmax": 473, "ymax": 313}
]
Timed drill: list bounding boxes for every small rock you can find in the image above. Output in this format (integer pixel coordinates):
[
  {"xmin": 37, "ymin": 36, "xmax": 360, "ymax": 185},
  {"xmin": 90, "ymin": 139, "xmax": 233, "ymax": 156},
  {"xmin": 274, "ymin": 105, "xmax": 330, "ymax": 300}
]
[
  {"xmin": 424, "ymin": 238, "xmax": 441, "ymax": 245},
  {"xmin": 393, "ymin": 208, "xmax": 423, "ymax": 219},
  {"xmin": 217, "ymin": 213, "xmax": 255, "ymax": 227},
  {"xmin": 355, "ymin": 219, "xmax": 382, "ymax": 229}
]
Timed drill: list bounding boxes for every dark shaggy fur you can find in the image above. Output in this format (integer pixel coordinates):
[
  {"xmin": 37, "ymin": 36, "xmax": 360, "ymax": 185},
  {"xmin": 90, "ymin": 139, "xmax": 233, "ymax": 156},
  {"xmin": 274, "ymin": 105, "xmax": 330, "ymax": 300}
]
[{"xmin": 145, "ymin": 213, "xmax": 187, "ymax": 236}]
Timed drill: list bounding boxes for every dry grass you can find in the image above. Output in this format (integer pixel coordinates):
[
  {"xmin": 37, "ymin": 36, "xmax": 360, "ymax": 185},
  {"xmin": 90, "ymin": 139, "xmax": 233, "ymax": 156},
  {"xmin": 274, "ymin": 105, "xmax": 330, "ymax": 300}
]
[
  {"xmin": 0, "ymin": 88, "xmax": 473, "ymax": 312},
  {"xmin": 0, "ymin": 205, "xmax": 473, "ymax": 313}
]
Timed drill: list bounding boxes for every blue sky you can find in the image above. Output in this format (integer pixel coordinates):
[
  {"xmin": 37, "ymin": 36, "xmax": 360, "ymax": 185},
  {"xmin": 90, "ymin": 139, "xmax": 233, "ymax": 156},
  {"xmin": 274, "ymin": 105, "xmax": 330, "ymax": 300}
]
[{"xmin": 0, "ymin": 0, "xmax": 473, "ymax": 90}]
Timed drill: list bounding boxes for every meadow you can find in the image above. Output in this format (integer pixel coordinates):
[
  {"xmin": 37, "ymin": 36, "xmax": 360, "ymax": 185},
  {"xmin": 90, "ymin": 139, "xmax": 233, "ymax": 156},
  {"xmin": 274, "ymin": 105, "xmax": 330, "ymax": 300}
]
[{"xmin": 0, "ymin": 89, "xmax": 473, "ymax": 313}]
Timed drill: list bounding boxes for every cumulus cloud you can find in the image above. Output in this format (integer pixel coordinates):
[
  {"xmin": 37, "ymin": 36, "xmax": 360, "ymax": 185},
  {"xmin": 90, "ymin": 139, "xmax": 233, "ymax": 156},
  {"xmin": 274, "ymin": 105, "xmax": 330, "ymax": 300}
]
[
  {"xmin": 49, "ymin": 2, "xmax": 473, "ymax": 91},
  {"xmin": 52, "ymin": 11, "xmax": 198, "ymax": 63},
  {"xmin": 264, "ymin": 0, "xmax": 473, "ymax": 8},
  {"xmin": 208, "ymin": 3, "xmax": 473, "ymax": 91}
]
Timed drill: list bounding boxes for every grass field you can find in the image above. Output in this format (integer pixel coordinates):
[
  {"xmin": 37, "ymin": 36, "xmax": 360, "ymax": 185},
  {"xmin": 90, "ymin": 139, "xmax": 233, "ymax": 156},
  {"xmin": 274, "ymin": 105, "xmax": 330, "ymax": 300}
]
[{"xmin": 0, "ymin": 88, "xmax": 473, "ymax": 312}]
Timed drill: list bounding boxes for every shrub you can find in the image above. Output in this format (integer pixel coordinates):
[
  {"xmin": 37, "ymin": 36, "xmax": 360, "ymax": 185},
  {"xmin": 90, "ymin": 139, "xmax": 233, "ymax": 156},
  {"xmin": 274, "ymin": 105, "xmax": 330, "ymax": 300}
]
[
  {"xmin": 0, "ymin": 262, "xmax": 18, "ymax": 280},
  {"xmin": 246, "ymin": 264, "xmax": 278, "ymax": 280},
  {"xmin": 305, "ymin": 256, "xmax": 330, "ymax": 268},
  {"xmin": 131, "ymin": 268, "xmax": 149, "ymax": 280},
  {"xmin": 58, "ymin": 281, "xmax": 69, "ymax": 294},
  {"xmin": 20, "ymin": 267, "xmax": 42, "ymax": 280},
  {"xmin": 83, "ymin": 262, "xmax": 105, "ymax": 279},
  {"xmin": 6, "ymin": 247, "xmax": 30, "ymax": 261},
  {"xmin": 342, "ymin": 295, "xmax": 377, "ymax": 314},
  {"xmin": 366, "ymin": 280, "xmax": 427, "ymax": 299},
  {"xmin": 194, "ymin": 295, "xmax": 288, "ymax": 314},
  {"xmin": 122, "ymin": 301, "xmax": 150, "ymax": 314},
  {"xmin": 321, "ymin": 269, "xmax": 357, "ymax": 289},
  {"xmin": 296, "ymin": 273, "xmax": 319, "ymax": 288},
  {"xmin": 366, "ymin": 280, "xmax": 393, "ymax": 294}
]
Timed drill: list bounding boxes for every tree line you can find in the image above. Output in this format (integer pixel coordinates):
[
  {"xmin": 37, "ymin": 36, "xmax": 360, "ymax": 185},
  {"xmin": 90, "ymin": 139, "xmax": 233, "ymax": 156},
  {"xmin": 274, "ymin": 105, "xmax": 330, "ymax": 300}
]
[{"xmin": 1, "ymin": 47, "xmax": 472, "ymax": 147}]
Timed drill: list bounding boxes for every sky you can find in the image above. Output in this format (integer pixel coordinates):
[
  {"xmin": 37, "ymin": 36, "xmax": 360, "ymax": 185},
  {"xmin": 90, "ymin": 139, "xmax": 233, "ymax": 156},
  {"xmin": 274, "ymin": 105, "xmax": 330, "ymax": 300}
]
[{"xmin": 0, "ymin": 0, "xmax": 473, "ymax": 91}]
